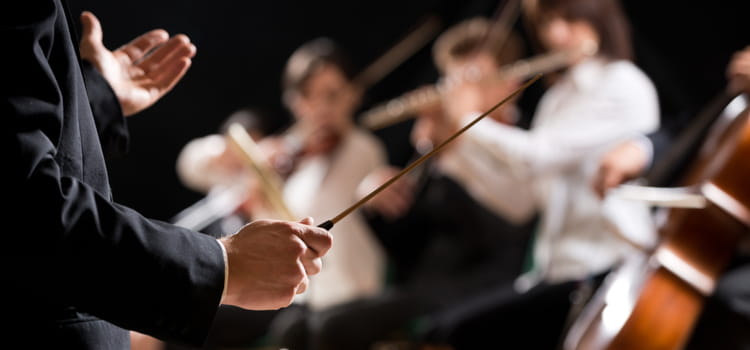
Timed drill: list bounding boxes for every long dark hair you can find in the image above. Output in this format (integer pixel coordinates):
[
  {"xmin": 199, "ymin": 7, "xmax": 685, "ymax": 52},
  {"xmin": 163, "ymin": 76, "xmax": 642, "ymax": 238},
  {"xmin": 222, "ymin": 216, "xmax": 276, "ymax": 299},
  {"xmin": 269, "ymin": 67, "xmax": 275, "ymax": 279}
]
[{"xmin": 527, "ymin": 0, "xmax": 633, "ymax": 61}]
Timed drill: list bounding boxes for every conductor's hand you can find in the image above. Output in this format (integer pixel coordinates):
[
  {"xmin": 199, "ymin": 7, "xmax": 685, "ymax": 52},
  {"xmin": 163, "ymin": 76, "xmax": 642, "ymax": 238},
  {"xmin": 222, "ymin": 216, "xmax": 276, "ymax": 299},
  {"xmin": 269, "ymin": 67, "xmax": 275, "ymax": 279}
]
[
  {"xmin": 79, "ymin": 11, "xmax": 197, "ymax": 116},
  {"xmin": 218, "ymin": 217, "xmax": 332, "ymax": 310}
]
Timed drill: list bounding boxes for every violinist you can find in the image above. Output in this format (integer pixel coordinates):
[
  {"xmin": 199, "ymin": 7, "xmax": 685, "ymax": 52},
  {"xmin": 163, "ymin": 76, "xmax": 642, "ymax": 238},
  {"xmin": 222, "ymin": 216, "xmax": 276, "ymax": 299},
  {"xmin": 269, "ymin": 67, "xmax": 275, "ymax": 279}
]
[
  {"xmin": 265, "ymin": 37, "xmax": 388, "ymax": 311},
  {"xmin": 170, "ymin": 38, "xmax": 389, "ymax": 349},
  {"xmin": 415, "ymin": 0, "xmax": 660, "ymax": 348}
]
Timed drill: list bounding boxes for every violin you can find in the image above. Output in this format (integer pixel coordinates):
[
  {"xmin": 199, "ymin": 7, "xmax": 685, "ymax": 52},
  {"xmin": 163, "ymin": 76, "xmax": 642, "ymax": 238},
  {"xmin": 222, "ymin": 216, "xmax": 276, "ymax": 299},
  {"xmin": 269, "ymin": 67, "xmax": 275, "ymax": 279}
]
[
  {"xmin": 563, "ymin": 91, "xmax": 750, "ymax": 350},
  {"xmin": 267, "ymin": 122, "xmax": 344, "ymax": 179}
]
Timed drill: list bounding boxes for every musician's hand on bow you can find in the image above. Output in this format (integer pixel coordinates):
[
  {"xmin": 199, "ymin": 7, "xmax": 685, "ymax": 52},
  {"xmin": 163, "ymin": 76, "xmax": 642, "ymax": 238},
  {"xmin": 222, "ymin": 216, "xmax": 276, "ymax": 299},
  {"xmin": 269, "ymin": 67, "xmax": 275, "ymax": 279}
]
[
  {"xmin": 358, "ymin": 166, "xmax": 415, "ymax": 220},
  {"xmin": 592, "ymin": 139, "xmax": 650, "ymax": 199},
  {"xmin": 79, "ymin": 11, "xmax": 196, "ymax": 116}
]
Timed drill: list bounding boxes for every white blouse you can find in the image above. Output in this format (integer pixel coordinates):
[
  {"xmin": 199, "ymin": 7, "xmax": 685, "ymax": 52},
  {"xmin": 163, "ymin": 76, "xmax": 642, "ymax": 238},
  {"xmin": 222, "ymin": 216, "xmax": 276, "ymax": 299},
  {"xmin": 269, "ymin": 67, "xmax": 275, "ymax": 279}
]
[
  {"xmin": 175, "ymin": 127, "xmax": 389, "ymax": 310},
  {"xmin": 459, "ymin": 57, "xmax": 661, "ymax": 288},
  {"xmin": 283, "ymin": 127, "xmax": 388, "ymax": 310}
]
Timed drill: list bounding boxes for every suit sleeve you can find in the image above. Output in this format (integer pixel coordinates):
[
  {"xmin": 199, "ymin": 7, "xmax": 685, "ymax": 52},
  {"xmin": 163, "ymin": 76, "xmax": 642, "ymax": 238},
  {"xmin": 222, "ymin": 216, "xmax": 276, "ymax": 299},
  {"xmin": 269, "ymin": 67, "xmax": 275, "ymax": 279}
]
[
  {"xmin": 81, "ymin": 59, "xmax": 130, "ymax": 158},
  {"xmin": 1, "ymin": 2, "xmax": 224, "ymax": 345}
]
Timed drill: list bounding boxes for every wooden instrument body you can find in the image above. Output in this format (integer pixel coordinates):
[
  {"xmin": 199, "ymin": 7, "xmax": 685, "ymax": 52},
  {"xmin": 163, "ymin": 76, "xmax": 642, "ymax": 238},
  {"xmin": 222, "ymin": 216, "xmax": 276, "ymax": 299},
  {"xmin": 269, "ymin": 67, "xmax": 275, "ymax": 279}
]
[{"xmin": 564, "ymin": 94, "xmax": 750, "ymax": 350}]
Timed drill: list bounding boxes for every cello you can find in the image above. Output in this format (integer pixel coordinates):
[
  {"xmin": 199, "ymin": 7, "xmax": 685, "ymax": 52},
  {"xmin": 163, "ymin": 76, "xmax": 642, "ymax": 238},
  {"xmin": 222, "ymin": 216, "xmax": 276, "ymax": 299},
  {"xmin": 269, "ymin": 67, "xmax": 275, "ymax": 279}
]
[{"xmin": 563, "ymin": 91, "xmax": 750, "ymax": 350}]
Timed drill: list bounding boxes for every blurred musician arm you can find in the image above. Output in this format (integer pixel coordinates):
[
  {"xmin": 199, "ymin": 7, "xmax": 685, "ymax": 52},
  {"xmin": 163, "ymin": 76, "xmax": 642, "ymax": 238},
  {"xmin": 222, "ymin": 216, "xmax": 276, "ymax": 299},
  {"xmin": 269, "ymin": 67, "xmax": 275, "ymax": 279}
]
[
  {"xmin": 176, "ymin": 133, "xmax": 245, "ymax": 194},
  {"xmin": 593, "ymin": 45, "xmax": 750, "ymax": 199},
  {"xmin": 591, "ymin": 136, "xmax": 653, "ymax": 199},
  {"xmin": 356, "ymin": 165, "xmax": 417, "ymax": 221}
]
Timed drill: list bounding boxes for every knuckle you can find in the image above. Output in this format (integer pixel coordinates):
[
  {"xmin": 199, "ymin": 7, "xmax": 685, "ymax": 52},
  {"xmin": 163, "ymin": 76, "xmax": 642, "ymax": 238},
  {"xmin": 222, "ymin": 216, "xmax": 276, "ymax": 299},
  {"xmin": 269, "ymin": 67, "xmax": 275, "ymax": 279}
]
[
  {"xmin": 292, "ymin": 263, "xmax": 306, "ymax": 280},
  {"xmin": 276, "ymin": 221, "xmax": 298, "ymax": 235},
  {"xmin": 288, "ymin": 238, "xmax": 306, "ymax": 256},
  {"xmin": 283, "ymin": 262, "xmax": 306, "ymax": 285}
]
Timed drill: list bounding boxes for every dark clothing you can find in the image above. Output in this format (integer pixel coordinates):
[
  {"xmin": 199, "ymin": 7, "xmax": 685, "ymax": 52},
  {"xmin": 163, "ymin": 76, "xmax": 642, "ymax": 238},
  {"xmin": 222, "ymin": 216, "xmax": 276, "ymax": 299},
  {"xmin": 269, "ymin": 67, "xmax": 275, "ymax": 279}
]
[
  {"xmin": 164, "ymin": 305, "xmax": 294, "ymax": 350},
  {"xmin": 372, "ymin": 168, "xmax": 536, "ymax": 292},
  {"xmin": 423, "ymin": 278, "xmax": 596, "ymax": 350},
  {"xmin": 418, "ymin": 271, "xmax": 606, "ymax": 350},
  {"xmin": 2, "ymin": 1, "xmax": 224, "ymax": 348}
]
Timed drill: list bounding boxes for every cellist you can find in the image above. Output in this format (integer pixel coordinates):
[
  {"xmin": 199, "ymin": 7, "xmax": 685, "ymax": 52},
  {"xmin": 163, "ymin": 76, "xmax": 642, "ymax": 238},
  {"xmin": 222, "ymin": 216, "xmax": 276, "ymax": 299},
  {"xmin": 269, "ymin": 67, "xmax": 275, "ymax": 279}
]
[{"xmin": 591, "ymin": 45, "xmax": 750, "ymax": 350}]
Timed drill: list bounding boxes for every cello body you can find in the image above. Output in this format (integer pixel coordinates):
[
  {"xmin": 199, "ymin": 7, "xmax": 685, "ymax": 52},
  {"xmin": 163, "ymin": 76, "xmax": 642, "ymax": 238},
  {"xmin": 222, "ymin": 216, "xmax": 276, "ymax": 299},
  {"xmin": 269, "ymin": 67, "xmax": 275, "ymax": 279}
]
[{"xmin": 563, "ymin": 94, "xmax": 750, "ymax": 350}]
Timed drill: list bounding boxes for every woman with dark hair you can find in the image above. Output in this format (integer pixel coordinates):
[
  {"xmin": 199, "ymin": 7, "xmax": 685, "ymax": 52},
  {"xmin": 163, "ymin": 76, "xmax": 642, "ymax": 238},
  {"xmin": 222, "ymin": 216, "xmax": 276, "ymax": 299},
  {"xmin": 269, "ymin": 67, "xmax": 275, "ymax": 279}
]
[
  {"xmin": 266, "ymin": 36, "xmax": 388, "ymax": 314},
  {"xmin": 167, "ymin": 37, "xmax": 388, "ymax": 349},
  {"xmin": 414, "ymin": 0, "xmax": 660, "ymax": 348},
  {"xmin": 525, "ymin": 0, "xmax": 633, "ymax": 60}
]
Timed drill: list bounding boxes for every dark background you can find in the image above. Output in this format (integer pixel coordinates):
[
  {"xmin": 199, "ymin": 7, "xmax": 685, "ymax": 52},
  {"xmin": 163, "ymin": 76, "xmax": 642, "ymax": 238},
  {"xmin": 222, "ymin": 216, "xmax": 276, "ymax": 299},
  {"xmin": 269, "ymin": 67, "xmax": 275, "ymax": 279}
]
[{"xmin": 66, "ymin": 0, "xmax": 750, "ymax": 222}]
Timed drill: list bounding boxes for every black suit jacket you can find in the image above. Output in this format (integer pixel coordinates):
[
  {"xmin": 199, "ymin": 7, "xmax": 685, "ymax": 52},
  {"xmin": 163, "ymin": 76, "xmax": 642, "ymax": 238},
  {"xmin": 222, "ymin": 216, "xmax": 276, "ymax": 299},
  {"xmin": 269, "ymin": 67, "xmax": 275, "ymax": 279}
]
[{"xmin": 2, "ymin": 1, "xmax": 224, "ymax": 348}]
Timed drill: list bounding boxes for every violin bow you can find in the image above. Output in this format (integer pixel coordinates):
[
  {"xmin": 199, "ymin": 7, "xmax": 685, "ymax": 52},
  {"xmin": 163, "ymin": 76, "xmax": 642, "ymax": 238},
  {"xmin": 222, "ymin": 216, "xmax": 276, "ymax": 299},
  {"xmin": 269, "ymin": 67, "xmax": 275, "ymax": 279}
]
[
  {"xmin": 318, "ymin": 73, "xmax": 542, "ymax": 230},
  {"xmin": 353, "ymin": 14, "xmax": 443, "ymax": 89},
  {"xmin": 226, "ymin": 124, "xmax": 297, "ymax": 221},
  {"xmin": 483, "ymin": 0, "xmax": 523, "ymax": 55}
]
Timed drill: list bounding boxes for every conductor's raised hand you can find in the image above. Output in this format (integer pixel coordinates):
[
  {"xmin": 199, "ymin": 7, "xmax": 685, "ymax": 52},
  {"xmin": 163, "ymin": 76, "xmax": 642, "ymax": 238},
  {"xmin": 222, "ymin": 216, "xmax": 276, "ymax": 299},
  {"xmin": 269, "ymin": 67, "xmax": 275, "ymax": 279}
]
[
  {"xmin": 218, "ymin": 217, "xmax": 332, "ymax": 310},
  {"xmin": 79, "ymin": 11, "xmax": 197, "ymax": 116}
]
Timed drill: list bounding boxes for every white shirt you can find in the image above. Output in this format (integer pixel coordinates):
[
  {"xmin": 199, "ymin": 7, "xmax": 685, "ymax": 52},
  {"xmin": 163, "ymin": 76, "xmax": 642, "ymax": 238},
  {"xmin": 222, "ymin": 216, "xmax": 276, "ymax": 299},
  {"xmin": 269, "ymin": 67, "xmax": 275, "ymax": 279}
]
[
  {"xmin": 283, "ymin": 127, "xmax": 388, "ymax": 310},
  {"xmin": 460, "ymin": 58, "xmax": 660, "ymax": 288},
  {"xmin": 175, "ymin": 127, "xmax": 388, "ymax": 310}
]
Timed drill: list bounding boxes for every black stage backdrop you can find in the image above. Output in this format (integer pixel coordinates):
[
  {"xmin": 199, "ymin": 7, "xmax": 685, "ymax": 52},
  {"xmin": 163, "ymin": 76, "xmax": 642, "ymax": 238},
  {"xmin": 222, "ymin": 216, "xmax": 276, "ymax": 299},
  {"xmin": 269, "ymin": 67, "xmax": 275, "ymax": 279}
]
[{"xmin": 65, "ymin": 0, "xmax": 750, "ymax": 223}]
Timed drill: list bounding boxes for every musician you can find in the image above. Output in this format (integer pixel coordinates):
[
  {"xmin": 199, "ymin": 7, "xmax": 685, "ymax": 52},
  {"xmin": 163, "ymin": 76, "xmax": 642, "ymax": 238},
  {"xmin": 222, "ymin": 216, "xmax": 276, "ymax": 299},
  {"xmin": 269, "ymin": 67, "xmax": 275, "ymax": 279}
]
[
  {"xmin": 593, "ymin": 45, "xmax": 750, "ymax": 350},
  {"xmin": 173, "ymin": 37, "xmax": 389, "ymax": 348},
  {"xmin": 264, "ymin": 36, "xmax": 389, "ymax": 310},
  {"xmin": 416, "ymin": 0, "xmax": 661, "ymax": 348}
]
